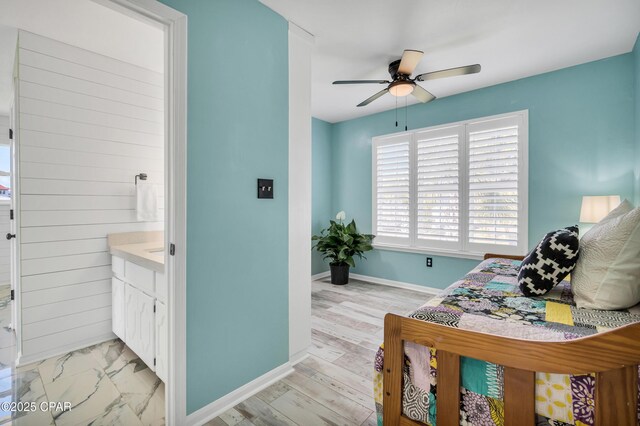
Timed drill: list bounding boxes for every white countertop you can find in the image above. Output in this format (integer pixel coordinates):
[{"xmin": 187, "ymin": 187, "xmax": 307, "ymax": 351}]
[{"xmin": 110, "ymin": 241, "xmax": 164, "ymax": 273}]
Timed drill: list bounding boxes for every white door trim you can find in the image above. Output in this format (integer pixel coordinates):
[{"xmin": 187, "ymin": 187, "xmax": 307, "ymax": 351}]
[
  {"xmin": 94, "ymin": 1, "xmax": 187, "ymax": 425},
  {"xmin": 9, "ymin": 70, "xmax": 22, "ymax": 360},
  {"xmin": 287, "ymin": 22, "xmax": 314, "ymax": 364}
]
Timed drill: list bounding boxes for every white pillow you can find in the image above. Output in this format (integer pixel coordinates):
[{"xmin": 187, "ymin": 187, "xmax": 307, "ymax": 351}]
[{"xmin": 572, "ymin": 199, "xmax": 640, "ymax": 310}]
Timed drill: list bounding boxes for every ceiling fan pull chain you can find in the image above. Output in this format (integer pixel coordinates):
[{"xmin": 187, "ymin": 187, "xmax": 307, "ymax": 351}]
[
  {"xmin": 395, "ymin": 96, "xmax": 398, "ymax": 127},
  {"xmin": 405, "ymin": 96, "xmax": 408, "ymax": 131}
]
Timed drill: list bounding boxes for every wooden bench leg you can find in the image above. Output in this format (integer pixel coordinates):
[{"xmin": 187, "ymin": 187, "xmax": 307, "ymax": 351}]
[
  {"xmin": 383, "ymin": 314, "xmax": 403, "ymax": 426},
  {"xmin": 436, "ymin": 351, "xmax": 460, "ymax": 426},
  {"xmin": 504, "ymin": 367, "xmax": 535, "ymax": 426},
  {"xmin": 595, "ymin": 366, "xmax": 638, "ymax": 426}
]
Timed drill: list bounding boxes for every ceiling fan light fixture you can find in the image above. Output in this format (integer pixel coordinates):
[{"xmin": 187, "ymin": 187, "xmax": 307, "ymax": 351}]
[
  {"xmin": 388, "ymin": 80, "xmax": 415, "ymax": 97},
  {"xmin": 333, "ymin": 49, "xmax": 480, "ymax": 107}
]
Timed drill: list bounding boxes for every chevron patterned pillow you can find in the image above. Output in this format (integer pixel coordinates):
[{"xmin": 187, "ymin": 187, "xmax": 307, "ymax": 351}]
[{"xmin": 518, "ymin": 226, "xmax": 580, "ymax": 296}]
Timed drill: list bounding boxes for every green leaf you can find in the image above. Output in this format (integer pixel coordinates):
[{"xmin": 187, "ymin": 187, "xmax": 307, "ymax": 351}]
[{"xmin": 311, "ymin": 216, "xmax": 375, "ymax": 267}]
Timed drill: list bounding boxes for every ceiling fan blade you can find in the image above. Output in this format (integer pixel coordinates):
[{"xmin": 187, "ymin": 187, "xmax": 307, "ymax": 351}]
[
  {"xmin": 357, "ymin": 89, "xmax": 389, "ymax": 107},
  {"xmin": 333, "ymin": 80, "xmax": 389, "ymax": 85},
  {"xmin": 398, "ymin": 49, "xmax": 424, "ymax": 75},
  {"xmin": 415, "ymin": 64, "xmax": 481, "ymax": 81},
  {"xmin": 412, "ymin": 84, "xmax": 436, "ymax": 103}
]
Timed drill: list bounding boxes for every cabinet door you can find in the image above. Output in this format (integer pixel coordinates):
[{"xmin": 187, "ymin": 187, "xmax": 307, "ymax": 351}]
[
  {"xmin": 112, "ymin": 277, "xmax": 125, "ymax": 340},
  {"xmin": 124, "ymin": 284, "xmax": 139, "ymax": 352},
  {"xmin": 155, "ymin": 301, "xmax": 167, "ymax": 382},
  {"xmin": 136, "ymin": 291, "xmax": 156, "ymax": 371},
  {"xmin": 155, "ymin": 272, "xmax": 167, "ymax": 304}
]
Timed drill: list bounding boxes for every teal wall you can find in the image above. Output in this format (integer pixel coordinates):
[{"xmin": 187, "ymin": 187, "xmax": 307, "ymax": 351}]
[
  {"xmin": 312, "ymin": 118, "xmax": 333, "ymax": 275},
  {"xmin": 159, "ymin": 0, "xmax": 289, "ymax": 414},
  {"xmin": 325, "ymin": 54, "xmax": 635, "ymax": 289},
  {"xmin": 634, "ymin": 34, "xmax": 640, "ymax": 205}
]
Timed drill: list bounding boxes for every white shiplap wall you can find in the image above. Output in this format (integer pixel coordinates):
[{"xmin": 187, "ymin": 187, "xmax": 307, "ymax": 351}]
[{"xmin": 17, "ymin": 31, "xmax": 164, "ymax": 362}]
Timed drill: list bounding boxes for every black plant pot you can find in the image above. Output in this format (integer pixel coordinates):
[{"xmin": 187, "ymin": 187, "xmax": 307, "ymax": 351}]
[{"xmin": 330, "ymin": 263, "xmax": 350, "ymax": 285}]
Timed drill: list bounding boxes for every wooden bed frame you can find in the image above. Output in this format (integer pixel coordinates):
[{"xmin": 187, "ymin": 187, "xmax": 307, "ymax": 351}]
[{"xmin": 382, "ymin": 254, "xmax": 640, "ymax": 426}]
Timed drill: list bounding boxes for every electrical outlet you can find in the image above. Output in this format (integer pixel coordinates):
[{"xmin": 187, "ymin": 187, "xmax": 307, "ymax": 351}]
[{"xmin": 426, "ymin": 257, "xmax": 433, "ymax": 267}]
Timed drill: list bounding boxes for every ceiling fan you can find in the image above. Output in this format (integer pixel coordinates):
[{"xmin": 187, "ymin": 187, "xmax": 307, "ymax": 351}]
[{"xmin": 333, "ymin": 50, "xmax": 481, "ymax": 107}]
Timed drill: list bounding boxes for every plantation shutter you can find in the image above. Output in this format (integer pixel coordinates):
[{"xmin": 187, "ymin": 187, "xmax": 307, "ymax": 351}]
[
  {"xmin": 371, "ymin": 111, "xmax": 527, "ymax": 256},
  {"xmin": 373, "ymin": 135, "xmax": 411, "ymax": 244},
  {"xmin": 466, "ymin": 116, "xmax": 522, "ymax": 252},
  {"xmin": 415, "ymin": 127, "xmax": 462, "ymax": 250}
]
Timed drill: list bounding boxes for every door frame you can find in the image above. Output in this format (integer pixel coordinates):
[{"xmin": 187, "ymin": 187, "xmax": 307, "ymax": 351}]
[
  {"xmin": 9, "ymin": 68, "xmax": 21, "ymax": 357},
  {"xmin": 93, "ymin": 1, "xmax": 188, "ymax": 424}
]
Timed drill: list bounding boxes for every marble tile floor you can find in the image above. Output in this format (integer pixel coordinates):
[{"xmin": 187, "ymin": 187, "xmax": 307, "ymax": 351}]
[
  {"xmin": 0, "ymin": 285, "xmax": 165, "ymax": 425},
  {"xmin": 206, "ymin": 278, "xmax": 432, "ymax": 426}
]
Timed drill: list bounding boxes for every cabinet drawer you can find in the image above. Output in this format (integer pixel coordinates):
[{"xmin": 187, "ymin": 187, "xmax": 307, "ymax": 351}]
[
  {"xmin": 125, "ymin": 261, "xmax": 155, "ymax": 295},
  {"xmin": 112, "ymin": 256, "xmax": 125, "ymax": 279},
  {"xmin": 156, "ymin": 272, "xmax": 167, "ymax": 304}
]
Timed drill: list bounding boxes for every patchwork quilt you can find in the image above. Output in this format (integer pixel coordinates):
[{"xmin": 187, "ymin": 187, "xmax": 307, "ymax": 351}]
[{"xmin": 373, "ymin": 258, "xmax": 640, "ymax": 426}]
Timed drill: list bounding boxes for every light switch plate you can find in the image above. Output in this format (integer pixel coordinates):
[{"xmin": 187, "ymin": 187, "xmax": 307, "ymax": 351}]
[{"xmin": 257, "ymin": 179, "xmax": 274, "ymax": 199}]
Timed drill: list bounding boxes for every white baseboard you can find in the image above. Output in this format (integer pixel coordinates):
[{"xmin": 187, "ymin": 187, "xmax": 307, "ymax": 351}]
[
  {"xmin": 289, "ymin": 348, "xmax": 309, "ymax": 366},
  {"xmin": 186, "ymin": 362, "xmax": 294, "ymax": 426},
  {"xmin": 311, "ymin": 271, "xmax": 330, "ymax": 281},
  {"xmin": 17, "ymin": 332, "xmax": 116, "ymax": 366},
  {"xmin": 349, "ymin": 273, "xmax": 442, "ymax": 295}
]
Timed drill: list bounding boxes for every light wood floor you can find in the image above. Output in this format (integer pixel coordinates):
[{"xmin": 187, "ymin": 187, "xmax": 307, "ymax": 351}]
[{"xmin": 206, "ymin": 277, "xmax": 432, "ymax": 426}]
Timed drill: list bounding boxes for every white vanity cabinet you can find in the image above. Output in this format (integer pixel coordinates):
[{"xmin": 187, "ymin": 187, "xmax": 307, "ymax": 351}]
[
  {"xmin": 155, "ymin": 301, "xmax": 168, "ymax": 382},
  {"xmin": 112, "ymin": 277, "xmax": 126, "ymax": 340},
  {"xmin": 111, "ymin": 255, "xmax": 167, "ymax": 382},
  {"xmin": 125, "ymin": 284, "xmax": 155, "ymax": 369}
]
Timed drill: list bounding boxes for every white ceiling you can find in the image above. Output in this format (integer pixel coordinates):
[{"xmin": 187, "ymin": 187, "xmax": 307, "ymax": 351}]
[
  {"xmin": 261, "ymin": 0, "xmax": 640, "ymax": 123},
  {"xmin": 0, "ymin": 1, "xmax": 637, "ymax": 121},
  {"xmin": 0, "ymin": 0, "xmax": 163, "ymax": 115}
]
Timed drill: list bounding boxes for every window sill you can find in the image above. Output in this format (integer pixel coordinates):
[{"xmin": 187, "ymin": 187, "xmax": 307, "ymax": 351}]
[{"xmin": 372, "ymin": 243, "xmax": 485, "ymax": 260}]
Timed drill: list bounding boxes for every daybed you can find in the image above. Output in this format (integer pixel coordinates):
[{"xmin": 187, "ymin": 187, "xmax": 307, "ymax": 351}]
[{"xmin": 374, "ymin": 255, "xmax": 640, "ymax": 426}]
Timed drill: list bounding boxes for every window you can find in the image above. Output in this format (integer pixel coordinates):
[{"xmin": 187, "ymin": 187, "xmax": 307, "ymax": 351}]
[
  {"xmin": 372, "ymin": 111, "xmax": 528, "ymax": 258},
  {"xmin": 0, "ymin": 145, "xmax": 10, "ymax": 200}
]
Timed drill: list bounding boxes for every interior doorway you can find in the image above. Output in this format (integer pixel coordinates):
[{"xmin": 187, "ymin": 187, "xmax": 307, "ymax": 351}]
[{"xmin": 0, "ymin": 0, "xmax": 187, "ymax": 423}]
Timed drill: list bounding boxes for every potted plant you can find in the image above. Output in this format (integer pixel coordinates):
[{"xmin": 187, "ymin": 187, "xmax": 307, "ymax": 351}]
[{"xmin": 312, "ymin": 211, "xmax": 375, "ymax": 285}]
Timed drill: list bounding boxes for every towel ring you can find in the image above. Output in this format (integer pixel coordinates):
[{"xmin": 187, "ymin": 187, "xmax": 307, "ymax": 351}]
[{"xmin": 135, "ymin": 173, "xmax": 148, "ymax": 185}]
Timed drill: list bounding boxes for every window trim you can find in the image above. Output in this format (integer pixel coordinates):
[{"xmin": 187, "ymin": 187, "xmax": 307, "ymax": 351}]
[
  {"xmin": 373, "ymin": 242, "xmax": 486, "ymax": 260},
  {"xmin": 371, "ymin": 110, "xmax": 529, "ymax": 257}
]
